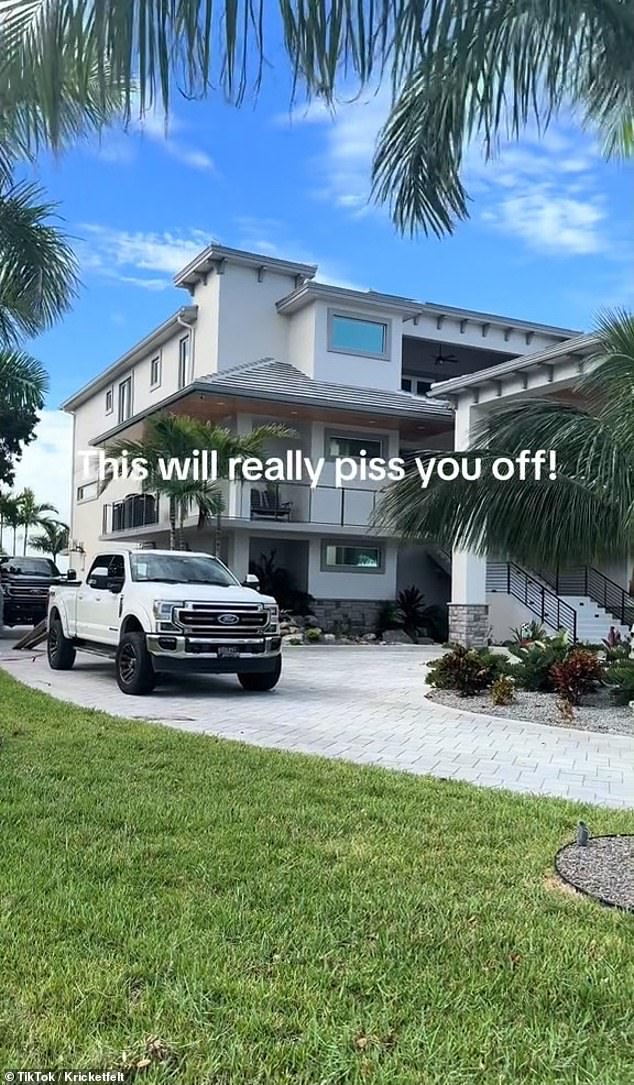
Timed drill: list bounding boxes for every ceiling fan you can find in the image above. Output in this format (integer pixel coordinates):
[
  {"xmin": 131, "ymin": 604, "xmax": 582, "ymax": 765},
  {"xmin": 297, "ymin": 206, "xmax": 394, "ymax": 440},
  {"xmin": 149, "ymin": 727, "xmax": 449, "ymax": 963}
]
[{"xmin": 434, "ymin": 343, "xmax": 459, "ymax": 365}]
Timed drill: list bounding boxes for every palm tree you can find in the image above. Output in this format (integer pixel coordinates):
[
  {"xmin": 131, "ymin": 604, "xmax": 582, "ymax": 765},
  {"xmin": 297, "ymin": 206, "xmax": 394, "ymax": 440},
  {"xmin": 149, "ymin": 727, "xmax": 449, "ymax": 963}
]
[
  {"xmin": 376, "ymin": 310, "xmax": 634, "ymax": 570},
  {"xmin": 2, "ymin": 3, "xmax": 633, "ymax": 236},
  {"xmin": 105, "ymin": 413, "xmax": 293, "ymax": 551},
  {"xmin": 15, "ymin": 487, "xmax": 58, "ymax": 555},
  {"xmin": 29, "ymin": 520, "xmax": 69, "ymax": 562},
  {"xmin": 1, "ymin": 494, "xmax": 23, "ymax": 555}
]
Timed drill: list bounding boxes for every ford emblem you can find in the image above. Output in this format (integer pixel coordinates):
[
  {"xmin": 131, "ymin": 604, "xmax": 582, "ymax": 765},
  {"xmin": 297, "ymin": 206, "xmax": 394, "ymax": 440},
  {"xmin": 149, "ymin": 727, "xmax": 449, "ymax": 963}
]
[{"xmin": 218, "ymin": 613, "xmax": 240, "ymax": 625}]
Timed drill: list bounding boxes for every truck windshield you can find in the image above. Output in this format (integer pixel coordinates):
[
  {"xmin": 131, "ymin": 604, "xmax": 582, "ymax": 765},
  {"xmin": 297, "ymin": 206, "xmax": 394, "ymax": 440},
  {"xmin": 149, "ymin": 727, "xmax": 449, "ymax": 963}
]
[
  {"xmin": 129, "ymin": 553, "xmax": 238, "ymax": 587},
  {"xmin": 2, "ymin": 557, "xmax": 60, "ymax": 577}
]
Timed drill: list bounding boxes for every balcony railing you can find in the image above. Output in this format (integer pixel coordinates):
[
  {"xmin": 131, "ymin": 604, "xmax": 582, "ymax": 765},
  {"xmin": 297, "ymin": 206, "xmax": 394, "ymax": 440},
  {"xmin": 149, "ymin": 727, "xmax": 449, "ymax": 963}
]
[
  {"xmin": 102, "ymin": 493, "xmax": 159, "ymax": 534},
  {"xmin": 244, "ymin": 482, "xmax": 377, "ymax": 527}
]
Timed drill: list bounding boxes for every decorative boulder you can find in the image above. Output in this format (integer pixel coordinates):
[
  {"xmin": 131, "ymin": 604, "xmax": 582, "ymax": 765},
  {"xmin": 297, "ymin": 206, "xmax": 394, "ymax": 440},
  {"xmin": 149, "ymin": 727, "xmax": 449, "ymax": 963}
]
[{"xmin": 381, "ymin": 629, "xmax": 414, "ymax": 645}]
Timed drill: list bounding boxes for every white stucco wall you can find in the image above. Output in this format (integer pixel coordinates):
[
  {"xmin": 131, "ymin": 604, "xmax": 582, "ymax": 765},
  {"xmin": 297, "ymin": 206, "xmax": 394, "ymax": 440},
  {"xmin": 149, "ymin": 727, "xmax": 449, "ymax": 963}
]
[{"xmin": 307, "ymin": 537, "xmax": 398, "ymax": 600}]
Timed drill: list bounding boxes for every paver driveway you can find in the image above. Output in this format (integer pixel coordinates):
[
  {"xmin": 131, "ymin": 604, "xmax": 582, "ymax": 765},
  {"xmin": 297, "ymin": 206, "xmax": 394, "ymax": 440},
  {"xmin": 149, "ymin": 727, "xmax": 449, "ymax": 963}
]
[{"xmin": 1, "ymin": 631, "xmax": 631, "ymax": 808}]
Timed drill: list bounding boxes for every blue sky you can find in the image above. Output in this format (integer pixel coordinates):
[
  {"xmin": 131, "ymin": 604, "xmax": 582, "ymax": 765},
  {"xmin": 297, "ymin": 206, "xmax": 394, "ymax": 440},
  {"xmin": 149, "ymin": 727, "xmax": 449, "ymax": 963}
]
[{"xmin": 11, "ymin": 81, "xmax": 633, "ymax": 526}]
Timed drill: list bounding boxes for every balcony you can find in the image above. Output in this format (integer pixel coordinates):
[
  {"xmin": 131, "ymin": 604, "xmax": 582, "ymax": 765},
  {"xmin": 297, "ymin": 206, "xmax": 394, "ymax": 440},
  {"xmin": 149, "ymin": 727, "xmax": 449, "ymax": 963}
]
[
  {"xmin": 244, "ymin": 482, "xmax": 377, "ymax": 528},
  {"xmin": 102, "ymin": 493, "xmax": 159, "ymax": 535}
]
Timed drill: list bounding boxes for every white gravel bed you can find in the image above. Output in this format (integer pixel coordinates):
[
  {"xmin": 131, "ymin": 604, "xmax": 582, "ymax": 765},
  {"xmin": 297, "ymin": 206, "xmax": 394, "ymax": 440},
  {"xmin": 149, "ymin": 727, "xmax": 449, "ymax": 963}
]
[{"xmin": 427, "ymin": 688, "xmax": 632, "ymax": 735}]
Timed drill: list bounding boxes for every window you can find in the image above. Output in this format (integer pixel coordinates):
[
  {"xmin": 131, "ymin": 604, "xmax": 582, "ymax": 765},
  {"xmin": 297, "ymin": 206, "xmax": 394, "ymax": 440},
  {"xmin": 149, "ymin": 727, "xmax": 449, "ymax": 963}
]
[
  {"xmin": 77, "ymin": 482, "xmax": 98, "ymax": 502},
  {"xmin": 326, "ymin": 433, "xmax": 383, "ymax": 459},
  {"xmin": 150, "ymin": 355, "xmax": 161, "ymax": 388},
  {"xmin": 130, "ymin": 552, "xmax": 237, "ymax": 587},
  {"xmin": 105, "ymin": 388, "xmax": 113, "ymax": 414},
  {"xmin": 328, "ymin": 312, "xmax": 389, "ymax": 358},
  {"xmin": 401, "ymin": 376, "xmax": 412, "ymax": 392},
  {"xmin": 178, "ymin": 336, "xmax": 190, "ymax": 389},
  {"xmin": 87, "ymin": 554, "xmax": 125, "ymax": 587},
  {"xmin": 416, "ymin": 379, "xmax": 433, "ymax": 396},
  {"xmin": 118, "ymin": 376, "xmax": 133, "ymax": 422},
  {"xmin": 401, "ymin": 374, "xmax": 434, "ymax": 396},
  {"xmin": 322, "ymin": 543, "xmax": 383, "ymax": 571}
]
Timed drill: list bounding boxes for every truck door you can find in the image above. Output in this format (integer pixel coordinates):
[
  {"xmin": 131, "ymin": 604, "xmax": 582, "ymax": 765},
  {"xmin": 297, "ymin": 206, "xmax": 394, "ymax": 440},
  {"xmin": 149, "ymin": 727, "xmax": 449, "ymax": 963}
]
[{"xmin": 76, "ymin": 554, "xmax": 125, "ymax": 644}]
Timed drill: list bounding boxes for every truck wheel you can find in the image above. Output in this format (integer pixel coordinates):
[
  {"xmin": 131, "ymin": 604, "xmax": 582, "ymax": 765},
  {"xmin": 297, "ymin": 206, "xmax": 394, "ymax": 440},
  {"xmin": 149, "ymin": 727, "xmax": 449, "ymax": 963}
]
[
  {"xmin": 237, "ymin": 657, "xmax": 282, "ymax": 692},
  {"xmin": 47, "ymin": 616, "xmax": 76, "ymax": 670},
  {"xmin": 116, "ymin": 632, "xmax": 156, "ymax": 695}
]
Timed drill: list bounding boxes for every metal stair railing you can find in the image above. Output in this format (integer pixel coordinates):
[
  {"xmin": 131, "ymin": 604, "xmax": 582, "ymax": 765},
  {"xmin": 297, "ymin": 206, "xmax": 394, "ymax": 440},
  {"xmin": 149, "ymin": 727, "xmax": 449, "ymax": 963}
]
[
  {"xmin": 486, "ymin": 562, "xmax": 578, "ymax": 641},
  {"xmin": 538, "ymin": 566, "xmax": 634, "ymax": 629}
]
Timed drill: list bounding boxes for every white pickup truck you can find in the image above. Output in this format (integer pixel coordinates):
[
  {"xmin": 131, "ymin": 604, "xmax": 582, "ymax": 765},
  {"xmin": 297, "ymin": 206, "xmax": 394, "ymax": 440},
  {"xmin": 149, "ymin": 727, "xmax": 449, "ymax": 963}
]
[{"xmin": 47, "ymin": 548, "xmax": 282, "ymax": 695}]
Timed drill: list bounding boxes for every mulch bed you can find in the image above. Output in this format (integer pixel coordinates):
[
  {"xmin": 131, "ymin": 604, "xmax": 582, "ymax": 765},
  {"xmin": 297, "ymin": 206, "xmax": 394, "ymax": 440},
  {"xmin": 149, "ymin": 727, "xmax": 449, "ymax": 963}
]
[
  {"xmin": 426, "ymin": 688, "xmax": 633, "ymax": 736},
  {"xmin": 555, "ymin": 836, "xmax": 634, "ymax": 912}
]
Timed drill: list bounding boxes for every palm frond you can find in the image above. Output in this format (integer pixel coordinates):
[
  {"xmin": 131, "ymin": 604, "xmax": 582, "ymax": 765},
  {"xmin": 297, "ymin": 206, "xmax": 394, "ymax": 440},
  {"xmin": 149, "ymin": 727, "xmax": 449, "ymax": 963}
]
[
  {"xmin": 0, "ymin": 181, "xmax": 78, "ymax": 342},
  {"xmin": 0, "ymin": 347, "xmax": 48, "ymax": 410}
]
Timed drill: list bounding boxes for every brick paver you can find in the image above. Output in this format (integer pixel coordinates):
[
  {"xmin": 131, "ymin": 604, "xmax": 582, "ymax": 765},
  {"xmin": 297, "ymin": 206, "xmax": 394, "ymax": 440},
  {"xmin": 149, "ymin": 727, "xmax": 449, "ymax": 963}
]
[{"xmin": 1, "ymin": 633, "xmax": 631, "ymax": 808}]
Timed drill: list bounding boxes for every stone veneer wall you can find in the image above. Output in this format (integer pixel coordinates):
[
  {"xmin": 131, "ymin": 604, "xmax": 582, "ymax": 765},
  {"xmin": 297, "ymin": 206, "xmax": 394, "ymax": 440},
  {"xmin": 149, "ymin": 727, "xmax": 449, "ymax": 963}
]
[
  {"xmin": 311, "ymin": 598, "xmax": 388, "ymax": 634},
  {"xmin": 447, "ymin": 604, "xmax": 489, "ymax": 647}
]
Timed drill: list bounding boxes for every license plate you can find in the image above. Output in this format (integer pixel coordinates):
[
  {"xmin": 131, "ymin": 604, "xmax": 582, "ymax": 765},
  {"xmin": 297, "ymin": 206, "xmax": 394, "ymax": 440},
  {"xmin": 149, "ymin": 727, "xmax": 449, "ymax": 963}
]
[{"xmin": 218, "ymin": 646, "xmax": 240, "ymax": 658}]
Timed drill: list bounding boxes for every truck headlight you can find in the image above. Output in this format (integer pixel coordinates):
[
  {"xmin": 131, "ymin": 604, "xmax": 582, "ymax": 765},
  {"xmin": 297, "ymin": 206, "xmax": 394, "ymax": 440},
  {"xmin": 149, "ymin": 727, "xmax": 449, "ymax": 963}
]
[
  {"xmin": 264, "ymin": 604, "xmax": 279, "ymax": 627},
  {"xmin": 152, "ymin": 600, "xmax": 183, "ymax": 622}
]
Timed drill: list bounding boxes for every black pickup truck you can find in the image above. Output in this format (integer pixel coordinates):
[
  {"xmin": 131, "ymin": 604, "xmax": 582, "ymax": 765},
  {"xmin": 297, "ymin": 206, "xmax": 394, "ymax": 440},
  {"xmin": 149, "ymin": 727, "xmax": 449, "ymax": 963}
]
[{"xmin": 0, "ymin": 556, "xmax": 61, "ymax": 628}]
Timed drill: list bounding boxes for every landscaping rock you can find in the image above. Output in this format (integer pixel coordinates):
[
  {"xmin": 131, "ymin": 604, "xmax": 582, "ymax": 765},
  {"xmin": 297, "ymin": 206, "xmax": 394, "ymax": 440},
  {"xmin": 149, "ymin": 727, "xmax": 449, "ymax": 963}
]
[
  {"xmin": 323, "ymin": 633, "xmax": 336, "ymax": 643},
  {"xmin": 555, "ymin": 835, "xmax": 634, "ymax": 911},
  {"xmin": 381, "ymin": 629, "xmax": 414, "ymax": 645},
  {"xmin": 282, "ymin": 635, "xmax": 303, "ymax": 645},
  {"xmin": 361, "ymin": 633, "xmax": 377, "ymax": 643}
]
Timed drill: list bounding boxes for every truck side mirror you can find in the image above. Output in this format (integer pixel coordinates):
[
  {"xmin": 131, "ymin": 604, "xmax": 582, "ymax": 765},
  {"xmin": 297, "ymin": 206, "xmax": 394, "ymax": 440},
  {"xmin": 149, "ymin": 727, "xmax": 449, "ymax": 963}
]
[
  {"xmin": 243, "ymin": 573, "xmax": 260, "ymax": 590},
  {"xmin": 66, "ymin": 570, "xmax": 77, "ymax": 582}
]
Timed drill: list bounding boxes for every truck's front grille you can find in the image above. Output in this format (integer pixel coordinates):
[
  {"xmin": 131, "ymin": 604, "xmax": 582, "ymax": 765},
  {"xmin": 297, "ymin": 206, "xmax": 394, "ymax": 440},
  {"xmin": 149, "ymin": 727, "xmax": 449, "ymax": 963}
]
[{"xmin": 174, "ymin": 603, "xmax": 270, "ymax": 636}]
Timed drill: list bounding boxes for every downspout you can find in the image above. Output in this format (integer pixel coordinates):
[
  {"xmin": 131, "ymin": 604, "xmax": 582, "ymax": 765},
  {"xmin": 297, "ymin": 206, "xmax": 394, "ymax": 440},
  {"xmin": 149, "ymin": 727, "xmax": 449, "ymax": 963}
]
[{"xmin": 177, "ymin": 310, "xmax": 196, "ymax": 383}]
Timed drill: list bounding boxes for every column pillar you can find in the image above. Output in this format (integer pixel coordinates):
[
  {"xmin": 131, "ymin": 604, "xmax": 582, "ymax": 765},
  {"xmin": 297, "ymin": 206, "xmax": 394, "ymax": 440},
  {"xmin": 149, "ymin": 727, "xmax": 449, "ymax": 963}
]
[{"xmin": 447, "ymin": 393, "xmax": 489, "ymax": 647}]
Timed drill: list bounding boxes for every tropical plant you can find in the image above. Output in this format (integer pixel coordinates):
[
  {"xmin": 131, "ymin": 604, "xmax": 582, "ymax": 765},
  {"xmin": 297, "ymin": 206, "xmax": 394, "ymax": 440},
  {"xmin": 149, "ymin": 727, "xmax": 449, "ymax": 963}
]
[
  {"xmin": 106, "ymin": 415, "xmax": 293, "ymax": 550},
  {"xmin": 375, "ymin": 600, "xmax": 401, "ymax": 636},
  {"xmin": 604, "ymin": 660, "xmax": 634, "ymax": 706},
  {"xmin": 248, "ymin": 550, "xmax": 314, "ymax": 615},
  {"xmin": 426, "ymin": 644, "xmax": 507, "ymax": 697},
  {"xmin": 510, "ymin": 621, "xmax": 547, "ymax": 646},
  {"xmin": 2, "ymin": 3, "xmax": 632, "ymax": 237},
  {"xmin": 490, "ymin": 675, "xmax": 516, "ymax": 707},
  {"xmin": 0, "ymin": 185, "xmax": 78, "ymax": 487},
  {"xmin": 14, "ymin": 487, "xmax": 58, "ymax": 554},
  {"xmin": 0, "ymin": 492, "xmax": 20, "ymax": 553},
  {"xmin": 29, "ymin": 519, "xmax": 69, "ymax": 561},
  {"xmin": 377, "ymin": 312, "xmax": 634, "ymax": 569},
  {"xmin": 397, "ymin": 585, "xmax": 428, "ymax": 639},
  {"xmin": 550, "ymin": 648, "xmax": 603, "ymax": 706},
  {"xmin": 509, "ymin": 634, "xmax": 571, "ymax": 693}
]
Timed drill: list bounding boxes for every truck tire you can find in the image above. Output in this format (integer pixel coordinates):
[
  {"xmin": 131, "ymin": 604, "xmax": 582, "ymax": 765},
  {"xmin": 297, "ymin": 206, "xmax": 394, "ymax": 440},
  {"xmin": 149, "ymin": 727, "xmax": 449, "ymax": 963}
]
[
  {"xmin": 237, "ymin": 656, "xmax": 282, "ymax": 692},
  {"xmin": 47, "ymin": 615, "xmax": 76, "ymax": 670},
  {"xmin": 116, "ymin": 631, "xmax": 156, "ymax": 695}
]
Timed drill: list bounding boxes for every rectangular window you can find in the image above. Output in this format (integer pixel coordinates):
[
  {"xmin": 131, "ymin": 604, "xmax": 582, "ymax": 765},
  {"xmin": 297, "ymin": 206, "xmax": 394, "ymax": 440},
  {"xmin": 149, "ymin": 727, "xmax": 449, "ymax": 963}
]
[
  {"xmin": 178, "ymin": 336, "xmax": 190, "ymax": 389},
  {"xmin": 150, "ymin": 355, "xmax": 161, "ymax": 388},
  {"xmin": 326, "ymin": 433, "xmax": 383, "ymax": 459},
  {"xmin": 328, "ymin": 312, "xmax": 389, "ymax": 358},
  {"xmin": 105, "ymin": 388, "xmax": 113, "ymax": 414},
  {"xmin": 416, "ymin": 379, "xmax": 433, "ymax": 396},
  {"xmin": 322, "ymin": 543, "xmax": 383, "ymax": 571},
  {"xmin": 77, "ymin": 482, "xmax": 98, "ymax": 502},
  {"xmin": 118, "ymin": 376, "xmax": 132, "ymax": 422},
  {"xmin": 401, "ymin": 376, "xmax": 412, "ymax": 392}
]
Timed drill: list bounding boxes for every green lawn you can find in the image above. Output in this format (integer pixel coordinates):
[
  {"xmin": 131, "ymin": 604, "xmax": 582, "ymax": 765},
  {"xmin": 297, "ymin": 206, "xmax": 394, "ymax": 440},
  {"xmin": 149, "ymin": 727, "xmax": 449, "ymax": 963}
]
[{"xmin": 1, "ymin": 671, "xmax": 633, "ymax": 1084}]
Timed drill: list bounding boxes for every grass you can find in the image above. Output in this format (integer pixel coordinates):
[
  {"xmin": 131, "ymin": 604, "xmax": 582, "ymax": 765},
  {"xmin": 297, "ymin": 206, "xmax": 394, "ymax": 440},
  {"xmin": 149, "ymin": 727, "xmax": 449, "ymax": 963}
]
[{"xmin": 0, "ymin": 671, "xmax": 633, "ymax": 1084}]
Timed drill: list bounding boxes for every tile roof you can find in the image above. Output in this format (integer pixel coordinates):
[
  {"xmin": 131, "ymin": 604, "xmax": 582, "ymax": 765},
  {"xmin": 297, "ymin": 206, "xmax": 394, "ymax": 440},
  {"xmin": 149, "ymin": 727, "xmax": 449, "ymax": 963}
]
[{"xmin": 198, "ymin": 358, "xmax": 452, "ymax": 418}]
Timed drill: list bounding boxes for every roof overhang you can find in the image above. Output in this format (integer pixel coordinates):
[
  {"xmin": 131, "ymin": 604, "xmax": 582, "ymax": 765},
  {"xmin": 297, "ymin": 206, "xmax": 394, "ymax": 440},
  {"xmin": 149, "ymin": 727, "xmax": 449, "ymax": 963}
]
[
  {"xmin": 91, "ymin": 380, "xmax": 452, "ymax": 446},
  {"xmin": 61, "ymin": 306, "xmax": 198, "ymax": 412},
  {"xmin": 427, "ymin": 332, "xmax": 598, "ymax": 400},
  {"xmin": 174, "ymin": 244, "xmax": 317, "ymax": 290}
]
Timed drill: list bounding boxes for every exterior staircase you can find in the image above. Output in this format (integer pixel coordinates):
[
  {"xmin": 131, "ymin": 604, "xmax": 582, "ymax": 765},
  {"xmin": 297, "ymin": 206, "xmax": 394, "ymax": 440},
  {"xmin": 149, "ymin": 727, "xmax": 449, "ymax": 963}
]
[{"xmin": 486, "ymin": 562, "xmax": 633, "ymax": 643}]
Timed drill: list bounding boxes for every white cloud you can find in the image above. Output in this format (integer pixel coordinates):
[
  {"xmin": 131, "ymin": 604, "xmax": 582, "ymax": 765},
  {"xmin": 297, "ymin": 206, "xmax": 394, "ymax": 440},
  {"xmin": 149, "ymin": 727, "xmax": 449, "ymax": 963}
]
[
  {"xmin": 481, "ymin": 187, "xmax": 606, "ymax": 255},
  {"xmin": 278, "ymin": 95, "xmax": 613, "ymax": 257},
  {"xmin": 8, "ymin": 411, "xmax": 73, "ymax": 555},
  {"xmin": 277, "ymin": 89, "xmax": 390, "ymax": 217},
  {"xmin": 234, "ymin": 217, "xmax": 367, "ymax": 290},
  {"xmin": 90, "ymin": 107, "xmax": 214, "ymax": 171},
  {"xmin": 78, "ymin": 225, "xmax": 214, "ymax": 290}
]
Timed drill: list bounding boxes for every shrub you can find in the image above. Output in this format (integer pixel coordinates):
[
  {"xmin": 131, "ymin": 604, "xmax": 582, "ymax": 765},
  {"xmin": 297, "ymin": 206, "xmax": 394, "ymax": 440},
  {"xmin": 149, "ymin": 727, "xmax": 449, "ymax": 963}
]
[
  {"xmin": 550, "ymin": 648, "xmax": 602, "ymax": 705},
  {"xmin": 490, "ymin": 675, "xmax": 516, "ymax": 706},
  {"xmin": 427, "ymin": 644, "xmax": 508, "ymax": 697},
  {"xmin": 510, "ymin": 620, "xmax": 546, "ymax": 645},
  {"xmin": 375, "ymin": 600, "xmax": 401, "ymax": 636},
  {"xmin": 305, "ymin": 626, "xmax": 322, "ymax": 643},
  {"xmin": 604, "ymin": 660, "xmax": 634, "ymax": 705},
  {"xmin": 397, "ymin": 585, "xmax": 428, "ymax": 639},
  {"xmin": 511, "ymin": 632, "xmax": 571, "ymax": 692}
]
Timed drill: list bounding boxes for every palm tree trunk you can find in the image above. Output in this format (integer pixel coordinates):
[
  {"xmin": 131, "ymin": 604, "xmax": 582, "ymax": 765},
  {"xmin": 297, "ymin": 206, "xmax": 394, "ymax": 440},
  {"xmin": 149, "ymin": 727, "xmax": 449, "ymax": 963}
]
[
  {"xmin": 23, "ymin": 521, "xmax": 29, "ymax": 554},
  {"xmin": 12, "ymin": 525, "xmax": 17, "ymax": 553},
  {"xmin": 168, "ymin": 496, "xmax": 177, "ymax": 550},
  {"xmin": 0, "ymin": 513, "xmax": 3, "ymax": 552},
  {"xmin": 214, "ymin": 510, "xmax": 222, "ymax": 557}
]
